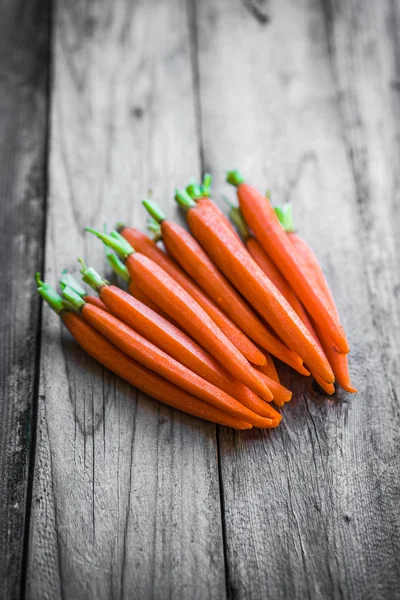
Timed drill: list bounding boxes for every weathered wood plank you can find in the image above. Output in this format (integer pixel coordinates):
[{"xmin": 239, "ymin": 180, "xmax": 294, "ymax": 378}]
[
  {"xmin": 26, "ymin": 1, "xmax": 225, "ymax": 599},
  {"xmin": 0, "ymin": 1, "xmax": 49, "ymax": 598},
  {"xmin": 196, "ymin": 0, "xmax": 400, "ymax": 598}
]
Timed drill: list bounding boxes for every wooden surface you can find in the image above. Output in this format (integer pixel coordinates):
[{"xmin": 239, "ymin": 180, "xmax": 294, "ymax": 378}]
[
  {"xmin": 0, "ymin": 1, "xmax": 49, "ymax": 598},
  {"xmin": 1, "ymin": 0, "xmax": 399, "ymax": 598}
]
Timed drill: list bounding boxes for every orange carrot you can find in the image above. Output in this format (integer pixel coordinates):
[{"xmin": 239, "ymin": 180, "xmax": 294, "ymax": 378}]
[
  {"xmin": 89, "ymin": 233, "xmax": 273, "ymax": 401},
  {"xmin": 84, "ymin": 295, "xmax": 108, "ymax": 311},
  {"xmin": 254, "ymin": 371, "xmax": 292, "ymax": 407},
  {"xmin": 62, "ymin": 289, "xmax": 280, "ymax": 427},
  {"xmin": 79, "ymin": 265, "xmax": 276, "ymax": 417},
  {"xmin": 175, "ymin": 191, "xmax": 333, "ymax": 383},
  {"xmin": 118, "ymin": 227, "xmax": 266, "ymax": 365},
  {"xmin": 275, "ymin": 207, "xmax": 356, "ymax": 393},
  {"xmin": 227, "ymin": 170, "xmax": 349, "ymax": 354},
  {"xmin": 230, "ymin": 205, "xmax": 336, "ymax": 389},
  {"xmin": 143, "ymin": 200, "xmax": 304, "ymax": 371},
  {"xmin": 257, "ymin": 351, "xmax": 280, "ymax": 384},
  {"xmin": 36, "ymin": 278, "xmax": 253, "ymax": 429}
]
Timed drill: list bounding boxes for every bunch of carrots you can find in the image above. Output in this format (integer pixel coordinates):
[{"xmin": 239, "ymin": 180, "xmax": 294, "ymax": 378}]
[{"xmin": 37, "ymin": 171, "xmax": 356, "ymax": 432}]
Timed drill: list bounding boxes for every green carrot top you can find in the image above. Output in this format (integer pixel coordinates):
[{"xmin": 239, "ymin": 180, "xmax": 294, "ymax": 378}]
[
  {"xmin": 86, "ymin": 227, "xmax": 135, "ymax": 260},
  {"xmin": 104, "ymin": 248, "xmax": 131, "ymax": 283},
  {"xmin": 36, "ymin": 273, "xmax": 67, "ymax": 315},
  {"xmin": 185, "ymin": 173, "xmax": 212, "ymax": 200},
  {"xmin": 175, "ymin": 189, "xmax": 197, "ymax": 210},
  {"xmin": 78, "ymin": 259, "xmax": 109, "ymax": 292},
  {"xmin": 61, "ymin": 285, "xmax": 85, "ymax": 310},
  {"xmin": 274, "ymin": 204, "xmax": 295, "ymax": 233},
  {"xmin": 226, "ymin": 170, "xmax": 245, "ymax": 187},
  {"xmin": 60, "ymin": 269, "xmax": 86, "ymax": 297},
  {"xmin": 142, "ymin": 199, "xmax": 167, "ymax": 224}
]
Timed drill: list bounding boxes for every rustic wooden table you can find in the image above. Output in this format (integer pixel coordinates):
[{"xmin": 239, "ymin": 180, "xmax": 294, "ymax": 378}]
[{"xmin": 1, "ymin": 0, "xmax": 400, "ymax": 598}]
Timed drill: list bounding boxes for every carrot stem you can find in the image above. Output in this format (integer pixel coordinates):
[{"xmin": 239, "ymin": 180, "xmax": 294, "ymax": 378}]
[
  {"xmin": 226, "ymin": 169, "xmax": 245, "ymax": 187},
  {"xmin": 36, "ymin": 274, "xmax": 65, "ymax": 314},
  {"xmin": 142, "ymin": 199, "xmax": 167, "ymax": 223},
  {"xmin": 228, "ymin": 205, "xmax": 250, "ymax": 241},
  {"xmin": 61, "ymin": 286, "xmax": 85, "ymax": 310},
  {"xmin": 60, "ymin": 269, "xmax": 86, "ymax": 296},
  {"xmin": 175, "ymin": 189, "xmax": 197, "ymax": 209},
  {"xmin": 85, "ymin": 228, "xmax": 134, "ymax": 259},
  {"xmin": 79, "ymin": 260, "xmax": 109, "ymax": 292},
  {"xmin": 105, "ymin": 248, "xmax": 130, "ymax": 282},
  {"xmin": 274, "ymin": 204, "xmax": 295, "ymax": 233}
]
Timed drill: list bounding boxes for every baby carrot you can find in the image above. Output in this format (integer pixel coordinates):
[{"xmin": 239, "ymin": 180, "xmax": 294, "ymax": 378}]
[
  {"xmin": 62, "ymin": 287, "xmax": 280, "ymax": 427},
  {"xmin": 104, "ymin": 249, "xmax": 173, "ymax": 321},
  {"xmin": 36, "ymin": 277, "xmax": 252, "ymax": 429},
  {"xmin": 175, "ymin": 190, "xmax": 333, "ymax": 383},
  {"xmin": 229, "ymin": 207, "xmax": 333, "ymax": 388},
  {"xmin": 84, "ymin": 232, "xmax": 273, "ymax": 402},
  {"xmin": 78, "ymin": 263, "xmax": 276, "ymax": 417},
  {"xmin": 117, "ymin": 226, "xmax": 266, "ymax": 365},
  {"xmin": 143, "ymin": 199, "xmax": 302, "ymax": 370},
  {"xmin": 275, "ymin": 205, "xmax": 356, "ymax": 393},
  {"xmin": 186, "ymin": 175, "xmax": 242, "ymax": 240},
  {"xmin": 256, "ymin": 351, "xmax": 280, "ymax": 384},
  {"xmin": 253, "ymin": 370, "xmax": 292, "ymax": 407},
  {"xmin": 227, "ymin": 170, "xmax": 349, "ymax": 354}
]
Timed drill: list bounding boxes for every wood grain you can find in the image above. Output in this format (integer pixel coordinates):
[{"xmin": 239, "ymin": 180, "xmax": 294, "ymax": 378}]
[
  {"xmin": 196, "ymin": 0, "xmax": 400, "ymax": 598},
  {"xmin": 26, "ymin": 1, "xmax": 225, "ymax": 599},
  {"xmin": 0, "ymin": 1, "xmax": 49, "ymax": 598}
]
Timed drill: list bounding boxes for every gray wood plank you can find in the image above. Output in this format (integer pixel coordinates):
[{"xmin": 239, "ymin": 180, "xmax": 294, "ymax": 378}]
[
  {"xmin": 26, "ymin": 1, "xmax": 225, "ymax": 599},
  {"xmin": 0, "ymin": 1, "xmax": 50, "ymax": 598},
  {"xmin": 196, "ymin": 0, "xmax": 400, "ymax": 598}
]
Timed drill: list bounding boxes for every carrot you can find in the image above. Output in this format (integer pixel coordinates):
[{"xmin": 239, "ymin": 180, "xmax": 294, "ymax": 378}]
[
  {"xmin": 227, "ymin": 170, "xmax": 349, "ymax": 354},
  {"xmin": 117, "ymin": 226, "xmax": 266, "ymax": 366},
  {"xmin": 78, "ymin": 263, "xmax": 276, "ymax": 417},
  {"xmin": 253, "ymin": 370, "xmax": 292, "ymax": 407},
  {"xmin": 62, "ymin": 286, "xmax": 280, "ymax": 427},
  {"xmin": 186, "ymin": 175, "xmax": 242, "ymax": 241},
  {"xmin": 105, "ymin": 247, "xmax": 174, "ymax": 321},
  {"xmin": 143, "ymin": 199, "xmax": 303, "ymax": 372},
  {"xmin": 60, "ymin": 270, "xmax": 109, "ymax": 311},
  {"xmin": 175, "ymin": 190, "xmax": 334, "ymax": 383},
  {"xmin": 229, "ymin": 208, "xmax": 333, "ymax": 389},
  {"xmin": 275, "ymin": 205, "xmax": 357, "ymax": 393},
  {"xmin": 257, "ymin": 351, "xmax": 280, "ymax": 384},
  {"xmin": 36, "ymin": 277, "xmax": 252, "ymax": 429},
  {"xmin": 83, "ymin": 234, "xmax": 273, "ymax": 402}
]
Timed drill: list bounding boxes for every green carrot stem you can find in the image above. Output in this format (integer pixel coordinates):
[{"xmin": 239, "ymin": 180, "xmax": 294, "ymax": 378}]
[
  {"xmin": 229, "ymin": 206, "xmax": 250, "ymax": 241},
  {"xmin": 201, "ymin": 173, "xmax": 212, "ymax": 197},
  {"xmin": 185, "ymin": 182, "xmax": 203, "ymax": 200},
  {"xmin": 175, "ymin": 189, "xmax": 197, "ymax": 210},
  {"xmin": 60, "ymin": 270, "xmax": 86, "ymax": 297},
  {"xmin": 274, "ymin": 204, "xmax": 295, "ymax": 233},
  {"xmin": 226, "ymin": 169, "xmax": 245, "ymax": 187},
  {"xmin": 105, "ymin": 250, "xmax": 131, "ymax": 283},
  {"xmin": 147, "ymin": 218, "xmax": 162, "ymax": 242},
  {"xmin": 78, "ymin": 259, "xmax": 109, "ymax": 292},
  {"xmin": 85, "ymin": 227, "xmax": 134, "ymax": 259},
  {"xmin": 36, "ymin": 274, "xmax": 66, "ymax": 315},
  {"xmin": 116, "ymin": 221, "xmax": 126, "ymax": 232},
  {"xmin": 61, "ymin": 286, "xmax": 85, "ymax": 310},
  {"xmin": 142, "ymin": 199, "xmax": 167, "ymax": 223}
]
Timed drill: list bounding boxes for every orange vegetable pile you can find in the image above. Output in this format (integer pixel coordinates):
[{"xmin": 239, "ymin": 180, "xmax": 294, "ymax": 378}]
[{"xmin": 37, "ymin": 172, "xmax": 356, "ymax": 431}]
